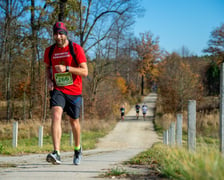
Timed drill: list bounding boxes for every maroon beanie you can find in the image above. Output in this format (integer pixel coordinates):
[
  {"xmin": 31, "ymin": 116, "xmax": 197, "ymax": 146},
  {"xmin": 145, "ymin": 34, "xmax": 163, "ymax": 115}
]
[{"xmin": 53, "ymin": 22, "xmax": 68, "ymax": 35}]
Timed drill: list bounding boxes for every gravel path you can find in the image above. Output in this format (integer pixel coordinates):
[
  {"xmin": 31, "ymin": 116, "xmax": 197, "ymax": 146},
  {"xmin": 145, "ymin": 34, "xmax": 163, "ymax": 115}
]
[{"xmin": 0, "ymin": 93, "xmax": 159, "ymax": 180}]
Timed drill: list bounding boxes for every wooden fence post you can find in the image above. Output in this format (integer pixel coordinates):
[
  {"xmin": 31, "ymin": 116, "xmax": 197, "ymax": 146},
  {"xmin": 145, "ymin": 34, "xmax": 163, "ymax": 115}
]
[
  {"xmin": 168, "ymin": 126, "xmax": 171, "ymax": 145},
  {"xmin": 163, "ymin": 130, "xmax": 169, "ymax": 145},
  {"xmin": 188, "ymin": 100, "xmax": 196, "ymax": 151},
  {"xmin": 38, "ymin": 126, "xmax": 43, "ymax": 147},
  {"xmin": 220, "ymin": 63, "xmax": 224, "ymax": 154},
  {"xmin": 12, "ymin": 121, "xmax": 18, "ymax": 148},
  {"xmin": 170, "ymin": 122, "xmax": 176, "ymax": 146},
  {"xmin": 176, "ymin": 114, "xmax": 183, "ymax": 147}
]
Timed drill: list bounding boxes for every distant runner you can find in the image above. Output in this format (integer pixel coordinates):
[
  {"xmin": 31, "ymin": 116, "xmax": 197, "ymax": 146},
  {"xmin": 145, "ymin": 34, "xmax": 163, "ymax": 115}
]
[
  {"xmin": 142, "ymin": 104, "xmax": 148, "ymax": 120},
  {"xmin": 135, "ymin": 104, "xmax": 140, "ymax": 119},
  {"xmin": 120, "ymin": 105, "xmax": 125, "ymax": 120}
]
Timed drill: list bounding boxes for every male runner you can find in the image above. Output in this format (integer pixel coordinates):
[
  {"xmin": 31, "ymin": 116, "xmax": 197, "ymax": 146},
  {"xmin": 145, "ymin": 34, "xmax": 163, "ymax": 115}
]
[{"xmin": 44, "ymin": 22, "xmax": 88, "ymax": 165}]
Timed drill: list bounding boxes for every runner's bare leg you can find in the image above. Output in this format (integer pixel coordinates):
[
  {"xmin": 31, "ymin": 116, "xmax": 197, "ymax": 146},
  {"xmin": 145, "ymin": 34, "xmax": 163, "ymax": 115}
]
[
  {"xmin": 70, "ymin": 118, "xmax": 81, "ymax": 147},
  {"xmin": 51, "ymin": 106, "xmax": 63, "ymax": 151}
]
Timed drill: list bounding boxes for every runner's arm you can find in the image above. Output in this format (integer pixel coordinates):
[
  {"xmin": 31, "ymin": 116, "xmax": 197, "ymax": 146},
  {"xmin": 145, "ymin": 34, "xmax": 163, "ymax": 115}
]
[
  {"xmin": 45, "ymin": 64, "xmax": 54, "ymax": 91},
  {"xmin": 54, "ymin": 62, "xmax": 88, "ymax": 77}
]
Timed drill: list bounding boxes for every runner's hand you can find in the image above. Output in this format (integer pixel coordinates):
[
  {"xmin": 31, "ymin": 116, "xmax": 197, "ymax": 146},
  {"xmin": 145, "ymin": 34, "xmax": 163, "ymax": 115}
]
[
  {"xmin": 55, "ymin": 65, "xmax": 66, "ymax": 73},
  {"xmin": 47, "ymin": 79, "xmax": 54, "ymax": 91}
]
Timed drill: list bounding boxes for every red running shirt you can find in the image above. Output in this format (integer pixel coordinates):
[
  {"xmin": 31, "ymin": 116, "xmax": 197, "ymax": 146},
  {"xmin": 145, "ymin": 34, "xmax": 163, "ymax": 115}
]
[{"xmin": 44, "ymin": 42, "xmax": 87, "ymax": 95}]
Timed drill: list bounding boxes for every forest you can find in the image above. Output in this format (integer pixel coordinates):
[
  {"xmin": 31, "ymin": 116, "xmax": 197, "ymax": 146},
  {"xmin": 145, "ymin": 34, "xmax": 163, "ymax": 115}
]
[{"xmin": 0, "ymin": 0, "xmax": 223, "ymax": 126}]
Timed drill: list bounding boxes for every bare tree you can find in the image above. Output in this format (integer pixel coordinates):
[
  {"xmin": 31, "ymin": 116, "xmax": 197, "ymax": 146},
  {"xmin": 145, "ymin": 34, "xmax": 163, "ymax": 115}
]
[
  {"xmin": 204, "ymin": 23, "xmax": 224, "ymax": 64},
  {"xmin": 177, "ymin": 46, "xmax": 192, "ymax": 58},
  {"xmin": 0, "ymin": 0, "xmax": 28, "ymax": 121},
  {"xmin": 29, "ymin": 0, "xmax": 37, "ymax": 119},
  {"xmin": 27, "ymin": 0, "xmax": 60, "ymax": 121},
  {"xmin": 76, "ymin": 0, "xmax": 142, "ymax": 51}
]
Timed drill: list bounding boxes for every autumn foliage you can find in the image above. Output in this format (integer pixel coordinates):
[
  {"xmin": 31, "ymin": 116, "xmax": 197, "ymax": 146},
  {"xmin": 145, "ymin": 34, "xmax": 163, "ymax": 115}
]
[
  {"xmin": 157, "ymin": 53, "xmax": 203, "ymax": 113},
  {"xmin": 133, "ymin": 32, "xmax": 161, "ymax": 76},
  {"xmin": 116, "ymin": 77, "xmax": 128, "ymax": 94}
]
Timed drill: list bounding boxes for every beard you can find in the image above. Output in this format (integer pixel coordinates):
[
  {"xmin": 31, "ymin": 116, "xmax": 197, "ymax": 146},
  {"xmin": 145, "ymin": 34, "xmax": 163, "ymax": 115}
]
[{"xmin": 55, "ymin": 38, "xmax": 67, "ymax": 47}]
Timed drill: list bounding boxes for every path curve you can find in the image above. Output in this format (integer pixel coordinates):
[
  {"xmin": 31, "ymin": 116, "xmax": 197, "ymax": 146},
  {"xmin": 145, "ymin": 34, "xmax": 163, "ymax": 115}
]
[{"xmin": 0, "ymin": 93, "xmax": 159, "ymax": 180}]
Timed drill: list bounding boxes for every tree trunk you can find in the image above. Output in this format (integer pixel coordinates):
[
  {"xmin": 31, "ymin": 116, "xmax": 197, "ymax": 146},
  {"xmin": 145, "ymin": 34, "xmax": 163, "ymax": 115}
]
[
  {"xmin": 79, "ymin": 0, "xmax": 83, "ymax": 46},
  {"xmin": 23, "ymin": 87, "xmax": 26, "ymax": 122},
  {"xmin": 59, "ymin": 0, "xmax": 66, "ymax": 21},
  {"xmin": 29, "ymin": 0, "xmax": 37, "ymax": 119},
  {"xmin": 5, "ymin": 0, "xmax": 11, "ymax": 121},
  {"xmin": 141, "ymin": 75, "xmax": 144, "ymax": 95},
  {"xmin": 6, "ymin": 56, "xmax": 11, "ymax": 121}
]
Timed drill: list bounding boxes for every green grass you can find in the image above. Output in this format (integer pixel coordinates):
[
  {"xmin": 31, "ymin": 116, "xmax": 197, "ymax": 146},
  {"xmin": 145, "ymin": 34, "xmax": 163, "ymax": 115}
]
[
  {"xmin": 100, "ymin": 166, "xmax": 128, "ymax": 178},
  {"xmin": 128, "ymin": 142, "xmax": 224, "ymax": 180},
  {"xmin": 0, "ymin": 129, "xmax": 108, "ymax": 155}
]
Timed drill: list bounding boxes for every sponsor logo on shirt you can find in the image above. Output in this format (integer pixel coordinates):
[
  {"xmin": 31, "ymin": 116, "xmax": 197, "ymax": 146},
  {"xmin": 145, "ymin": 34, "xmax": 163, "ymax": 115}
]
[{"xmin": 53, "ymin": 52, "xmax": 70, "ymax": 59}]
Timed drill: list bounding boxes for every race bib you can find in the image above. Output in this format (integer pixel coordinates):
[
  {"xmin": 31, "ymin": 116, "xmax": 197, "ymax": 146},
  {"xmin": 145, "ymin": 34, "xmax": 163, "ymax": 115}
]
[{"xmin": 55, "ymin": 72, "xmax": 73, "ymax": 86}]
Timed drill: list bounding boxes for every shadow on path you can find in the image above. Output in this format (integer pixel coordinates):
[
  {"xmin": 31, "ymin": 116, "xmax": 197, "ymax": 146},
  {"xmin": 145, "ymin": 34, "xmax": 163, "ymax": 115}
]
[{"xmin": 123, "ymin": 116, "xmax": 155, "ymax": 121}]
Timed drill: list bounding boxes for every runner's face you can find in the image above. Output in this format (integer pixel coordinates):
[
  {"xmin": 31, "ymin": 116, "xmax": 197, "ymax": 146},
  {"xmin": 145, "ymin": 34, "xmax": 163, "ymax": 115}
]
[{"xmin": 53, "ymin": 32, "xmax": 67, "ymax": 47}]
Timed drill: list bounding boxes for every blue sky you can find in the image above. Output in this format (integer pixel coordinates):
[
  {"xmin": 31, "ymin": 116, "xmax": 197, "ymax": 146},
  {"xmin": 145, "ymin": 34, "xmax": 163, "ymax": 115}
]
[{"xmin": 133, "ymin": 0, "xmax": 224, "ymax": 56}]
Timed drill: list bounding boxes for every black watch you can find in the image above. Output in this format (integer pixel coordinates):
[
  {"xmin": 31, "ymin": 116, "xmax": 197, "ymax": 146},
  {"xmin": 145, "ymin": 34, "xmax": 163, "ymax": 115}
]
[{"xmin": 66, "ymin": 66, "xmax": 69, "ymax": 72}]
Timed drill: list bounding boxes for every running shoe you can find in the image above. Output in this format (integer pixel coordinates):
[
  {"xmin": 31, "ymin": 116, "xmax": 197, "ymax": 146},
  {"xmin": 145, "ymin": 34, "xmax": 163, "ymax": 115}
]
[
  {"xmin": 46, "ymin": 151, "xmax": 61, "ymax": 165},
  {"xmin": 73, "ymin": 146, "xmax": 82, "ymax": 165}
]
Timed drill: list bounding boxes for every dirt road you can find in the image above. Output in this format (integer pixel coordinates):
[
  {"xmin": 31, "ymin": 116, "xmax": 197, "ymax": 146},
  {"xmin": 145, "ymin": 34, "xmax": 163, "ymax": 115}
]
[{"xmin": 0, "ymin": 93, "xmax": 159, "ymax": 180}]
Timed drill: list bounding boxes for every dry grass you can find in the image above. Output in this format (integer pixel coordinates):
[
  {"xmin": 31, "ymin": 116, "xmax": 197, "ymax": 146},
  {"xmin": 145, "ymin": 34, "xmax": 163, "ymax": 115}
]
[
  {"xmin": 0, "ymin": 117, "xmax": 116, "ymax": 141},
  {"xmin": 155, "ymin": 96, "xmax": 219, "ymax": 137},
  {"xmin": 132, "ymin": 143, "xmax": 224, "ymax": 180},
  {"xmin": 0, "ymin": 120, "xmax": 44, "ymax": 140},
  {"xmin": 155, "ymin": 111, "xmax": 219, "ymax": 136}
]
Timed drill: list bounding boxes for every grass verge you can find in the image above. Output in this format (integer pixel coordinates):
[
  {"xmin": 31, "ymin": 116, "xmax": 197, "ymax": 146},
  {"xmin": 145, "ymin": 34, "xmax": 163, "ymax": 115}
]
[
  {"xmin": 127, "ymin": 142, "xmax": 224, "ymax": 180},
  {"xmin": 0, "ymin": 118, "xmax": 116, "ymax": 155},
  {"xmin": 0, "ymin": 129, "xmax": 109, "ymax": 155}
]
